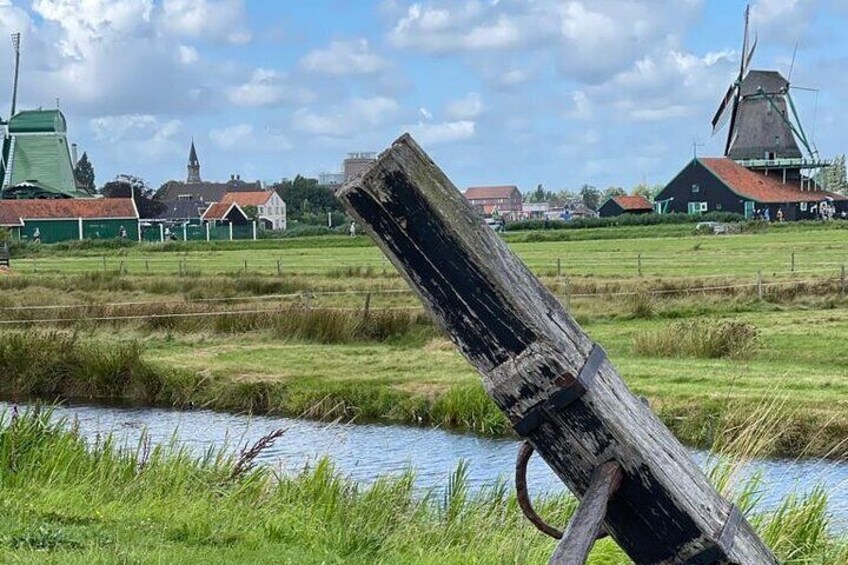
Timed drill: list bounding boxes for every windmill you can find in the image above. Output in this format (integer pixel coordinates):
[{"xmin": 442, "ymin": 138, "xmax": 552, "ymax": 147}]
[{"xmin": 710, "ymin": 5, "xmax": 820, "ymax": 166}]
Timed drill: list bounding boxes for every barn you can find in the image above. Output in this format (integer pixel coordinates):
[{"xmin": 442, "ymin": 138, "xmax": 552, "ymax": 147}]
[
  {"xmin": 654, "ymin": 157, "xmax": 848, "ymax": 220},
  {"xmin": 0, "ymin": 198, "xmax": 139, "ymax": 242},
  {"xmin": 598, "ymin": 195, "xmax": 653, "ymax": 218}
]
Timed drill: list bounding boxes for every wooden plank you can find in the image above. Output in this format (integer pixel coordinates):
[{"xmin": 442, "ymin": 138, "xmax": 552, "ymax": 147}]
[
  {"xmin": 549, "ymin": 461, "xmax": 622, "ymax": 565},
  {"xmin": 336, "ymin": 134, "xmax": 779, "ymax": 564}
]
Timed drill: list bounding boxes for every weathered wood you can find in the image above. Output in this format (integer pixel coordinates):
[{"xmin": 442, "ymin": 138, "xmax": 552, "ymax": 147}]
[
  {"xmin": 549, "ymin": 461, "xmax": 623, "ymax": 565},
  {"xmin": 336, "ymin": 134, "xmax": 779, "ymax": 565}
]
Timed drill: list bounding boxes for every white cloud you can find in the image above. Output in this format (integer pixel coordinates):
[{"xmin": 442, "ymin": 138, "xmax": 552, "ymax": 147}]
[
  {"xmin": 300, "ymin": 39, "xmax": 389, "ymax": 75},
  {"xmin": 178, "ymin": 44, "xmax": 199, "ymax": 64},
  {"xmin": 160, "ymin": 0, "xmax": 251, "ymax": 44},
  {"xmin": 209, "ymin": 123, "xmax": 253, "ymax": 149},
  {"xmin": 446, "ymin": 92, "xmax": 485, "ymax": 120},
  {"xmin": 406, "ymin": 120, "xmax": 475, "ymax": 145},
  {"xmin": 419, "ymin": 107, "xmax": 433, "ymax": 120},
  {"xmin": 89, "ymin": 114, "xmax": 182, "ymax": 158},
  {"xmin": 228, "ymin": 69, "xmax": 312, "ymax": 107},
  {"xmin": 292, "ymin": 97, "xmax": 400, "ymax": 136},
  {"xmin": 750, "ymin": 0, "xmax": 814, "ymax": 44}
]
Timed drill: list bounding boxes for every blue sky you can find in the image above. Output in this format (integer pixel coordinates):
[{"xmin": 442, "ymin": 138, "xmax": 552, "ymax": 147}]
[{"xmin": 1, "ymin": 0, "xmax": 846, "ymax": 193}]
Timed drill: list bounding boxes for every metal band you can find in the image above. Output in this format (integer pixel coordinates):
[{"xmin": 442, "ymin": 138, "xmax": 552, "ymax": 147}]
[
  {"xmin": 681, "ymin": 504, "xmax": 743, "ymax": 564},
  {"xmin": 514, "ymin": 344, "xmax": 606, "ymax": 437}
]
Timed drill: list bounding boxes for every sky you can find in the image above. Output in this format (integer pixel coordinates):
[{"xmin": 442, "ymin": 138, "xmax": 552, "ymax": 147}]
[{"xmin": 1, "ymin": 0, "xmax": 846, "ymax": 193}]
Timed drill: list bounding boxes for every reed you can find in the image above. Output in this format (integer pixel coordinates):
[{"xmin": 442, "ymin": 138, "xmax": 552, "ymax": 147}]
[
  {"xmin": 0, "ymin": 406, "xmax": 844, "ymax": 563},
  {"xmin": 632, "ymin": 319, "xmax": 759, "ymax": 359}
]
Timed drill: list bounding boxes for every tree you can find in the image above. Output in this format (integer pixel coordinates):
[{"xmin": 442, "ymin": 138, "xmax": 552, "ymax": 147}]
[
  {"xmin": 101, "ymin": 174, "xmax": 165, "ymax": 219},
  {"xmin": 242, "ymin": 205, "xmax": 258, "ymax": 220},
  {"xmin": 580, "ymin": 184, "xmax": 601, "ymax": 211},
  {"xmin": 73, "ymin": 152, "xmax": 96, "ymax": 195},
  {"xmin": 601, "ymin": 186, "xmax": 626, "ymax": 203},
  {"xmin": 527, "ymin": 184, "xmax": 548, "ymax": 203},
  {"xmin": 823, "ymin": 154, "xmax": 848, "ymax": 194},
  {"xmin": 631, "ymin": 183, "xmax": 661, "ymax": 201},
  {"xmin": 273, "ymin": 175, "xmax": 344, "ymax": 224}
]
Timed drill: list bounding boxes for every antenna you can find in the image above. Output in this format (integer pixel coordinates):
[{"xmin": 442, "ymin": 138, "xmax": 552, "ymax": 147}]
[
  {"xmin": 10, "ymin": 33, "xmax": 21, "ymax": 117},
  {"xmin": 692, "ymin": 138, "xmax": 704, "ymax": 159}
]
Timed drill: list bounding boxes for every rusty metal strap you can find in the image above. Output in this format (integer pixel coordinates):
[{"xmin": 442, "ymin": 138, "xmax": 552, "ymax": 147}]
[{"xmin": 514, "ymin": 344, "xmax": 606, "ymax": 437}]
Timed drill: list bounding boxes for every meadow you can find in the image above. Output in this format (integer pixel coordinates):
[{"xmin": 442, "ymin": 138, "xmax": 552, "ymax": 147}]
[{"xmin": 1, "ymin": 221, "xmax": 847, "ymax": 458}]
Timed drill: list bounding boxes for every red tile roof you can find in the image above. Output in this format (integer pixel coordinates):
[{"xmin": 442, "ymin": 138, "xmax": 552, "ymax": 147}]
[
  {"xmin": 464, "ymin": 185, "xmax": 520, "ymax": 200},
  {"xmin": 0, "ymin": 198, "xmax": 138, "ymax": 226},
  {"xmin": 700, "ymin": 158, "xmax": 848, "ymax": 203},
  {"xmin": 219, "ymin": 191, "xmax": 274, "ymax": 207},
  {"xmin": 612, "ymin": 195, "xmax": 653, "ymax": 211},
  {"xmin": 201, "ymin": 201, "xmax": 249, "ymax": 221}
]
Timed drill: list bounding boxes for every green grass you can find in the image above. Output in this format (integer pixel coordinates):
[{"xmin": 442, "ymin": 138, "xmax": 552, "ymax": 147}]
[{"xmin": 0, "ymin": 407, "xmax": 844, "ymax": 564}]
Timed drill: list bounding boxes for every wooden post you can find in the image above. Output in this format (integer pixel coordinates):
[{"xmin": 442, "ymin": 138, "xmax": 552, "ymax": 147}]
[
  {"xmin": 565, "ymin": 277, "xmax": 571, "ymax": 311},
  {"xmin": 790, "ymin": 252, "xmax": 795, "ymax": 273},
  {"xmin": 119, "ymin": 260, "xmax": 125, "ymax": 275},
  {"xmin": 841, "ymin": 264, "xmax": 846, "ymax": 300},
  {"xmin": 277, "ymin": 259, "xmax": 282, "ymax": 276},
  {"xmin": 757, "ymin": 270, "xmax": 763, "ymax": 300},
  {"xmin": 243, "ymin": 259, "xmax": 248, "ymax": 274},
  {"xmin": 557, "ymin": 258, "xmax": 562, "ymax": 277},
  {"xmin": 102, "ymin": 256, "xmax": 106, "ymax": 271},
  {"xmin": 336, "ymin": 134, "xmax": 778, "ymax": 565},
  {"xmin": 146, "ymin": 259, "xmax": 149, "ymax": 273},
  {"xmin": 159, "ymin": 224, "xmax": 164, "ymax": 242},
  {"xmin": 637, "ymin": 253, "xmax": 642, "ymax": 277},
  {"xmin": 363, "ymin": 292, "xmax": 371, "ymax": 320}
]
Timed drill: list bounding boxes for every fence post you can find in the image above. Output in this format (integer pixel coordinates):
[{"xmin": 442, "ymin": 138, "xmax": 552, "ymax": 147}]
[
  {"xmin": 229, "ymin": 223, "xmax": 234, "ymax": 241},
  {"xmin": 145, "ymin": 259, "xmax": 149, "ymax": 273},
  {"xmin": 565, "ymin": 277, "xmax": 571, "ymax": 311},
  {"xmin": 757, "ymin": 270, "xmax": 763, "ymax": 300},
  {"xmin": 557, "ymin": 258, "xmax": 562, "ymax": 277},
  {"xmin": 243, "ymin": 259, "xmax": 248, "ymax": 274},
  {"xmin": 119, "ymin": 260, "xmax": 125, "ymax": 275},
  {"xmin": 178, "ymin": 260, "xmax": 183, "ymax": 276},
  {"xmin": 276, "ymin": 259, "xmax": 282, "ymax": 276},
  {"xmin": 252, "ymin": 221, "xmax": 257, "ymax": 241},
  {"xmin": 790, "ymin": 252, "xmax": 795, "ymax": 273},
  {"xmin": 159, "ymin": 224, "xmax": 164, "ymax": 242},
  {"xmin": 205, "ymin": 223, "xmax": 210, "ymax": 242},
  {"xmin": 102, "ymin": 256, "xmax": 106, "ymax": 271},
  {"xmin": 78, "ymin": 217, "xmax": 84, "ymax": 240},
  {"xmin": 363, "ymin": 292, "xmax": 371, "ymax": 320},
  {"xmin": 637, "ymin": 253, "xmax": 642, "ymax": 277},
  {"xmin": 183, "ymin": 224, "xmax": 188, "ymax": 241},
  {"xmin": 841, "ymin": 264, "xmax": 846, "ymax": 300}
]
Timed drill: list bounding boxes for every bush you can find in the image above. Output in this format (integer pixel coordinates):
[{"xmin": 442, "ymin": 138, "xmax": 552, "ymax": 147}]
[
  {"xmin": 632, "ymin": 319, "xmax": 759, "ymax": 359},
  {"xmin": 504, "ymin": 212, "xmax": 746, "ymax": 232}
]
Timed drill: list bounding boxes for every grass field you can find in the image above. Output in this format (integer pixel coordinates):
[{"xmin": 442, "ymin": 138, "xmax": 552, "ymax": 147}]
[
  {"xmin": 1, "ymin": 223, "xmax": 847, "ymax": 458},
  {"xmin": 0, "ymin": 407, "xmax": 844, "ymax": 564}
]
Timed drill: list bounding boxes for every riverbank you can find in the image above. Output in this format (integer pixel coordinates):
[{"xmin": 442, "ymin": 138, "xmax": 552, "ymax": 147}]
[
  {"xmin": 2, "ymin": 307, "xmax": 846, "ymax": 459},
  {"xmin": 0, "ymin": 406, "xmax": 845, "ymax": 563}
]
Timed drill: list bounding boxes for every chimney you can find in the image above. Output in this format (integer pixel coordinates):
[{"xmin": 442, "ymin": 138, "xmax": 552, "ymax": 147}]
[
  {"xmin": 71, "ymin": 143, "xmax": 79, "ymax": 167},
  {"xmin": 236, "ymin": 174, "xmax": 241, "ymax": 181}
]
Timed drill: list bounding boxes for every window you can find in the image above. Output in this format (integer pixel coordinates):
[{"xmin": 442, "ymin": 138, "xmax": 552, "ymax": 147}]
[
  {"xmin": 691, "ymin": 184, "xmax": 700, "ymax": 193},
  {"xmin": 744, "ymin": 201, "xmax": 755, "ymax": 219},
  {"xmin": 687, "ymin": 202, "xmax": 704, "ymax": 215},
  {"xmin": 259, "ymin": 206, "xmax": 264, "ymax": 214},
  {"xmin": 766, "ymin": 151, "xmax": 776, "ymax": 160},
  {"xmin": 178, "ymin": 194, "xmax": 191, "ymax": 201},
  {"xmin": 700, "ymin": 202, "xmax": 708, "ymax": 212}
]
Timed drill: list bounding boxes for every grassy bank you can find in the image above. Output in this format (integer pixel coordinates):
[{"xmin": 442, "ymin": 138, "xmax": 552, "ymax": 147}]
[
  {"xmin": 0, "ymin": 407, "xmax": 845, "ymax": 563},
  {"xmin": 2, "ymin": 309, "xmax": 847, "ymax": 459}
]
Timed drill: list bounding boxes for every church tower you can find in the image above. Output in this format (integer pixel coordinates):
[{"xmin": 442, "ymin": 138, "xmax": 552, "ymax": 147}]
[{"xmin": 187, "ymin": 139, "xmax": 201, "ymax": 183}]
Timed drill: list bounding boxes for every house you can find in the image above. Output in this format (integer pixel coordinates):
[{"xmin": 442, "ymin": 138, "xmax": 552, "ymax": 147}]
[
  {"xmin": 154, "ymin": 141, "xmax": 263, "ymax": 212},
  {"xmin": 152, "ymin": 198, "xmax": 210, "ymax": 225},
  {"xmin": 0, "ymin": 198, "xmax": 139, "ymax": 242},
  {"xmin": 598, "ymin": 195, "xmax": 653, "ymax": 218},
  {"xmin": 464, "ymin": 185, "xmax": 523, "ymax": 220},
  {"xmin": 655, "ymin": 157, "xmax": 848, "ymax": 220},
  {"xmin": 522, "ymin": 202, "xmax": 550, "ymax": 219},
  {"xmin": 1, "ymin": 109, "xmax": 91, "ymax": 199},
  {"xmin": 213, "ymin": 191, "xmax": 287, "ymax": 230}
]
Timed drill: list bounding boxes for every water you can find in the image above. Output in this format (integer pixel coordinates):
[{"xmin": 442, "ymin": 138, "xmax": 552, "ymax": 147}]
[{"xmin": 5, "ymin": 401, "xmax": 847, "ymax": 530}]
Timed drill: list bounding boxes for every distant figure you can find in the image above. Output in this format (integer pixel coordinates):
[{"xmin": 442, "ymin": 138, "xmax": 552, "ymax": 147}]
[
  {"xmin": 776, "ymin": 208, "xmax": 784, "ymax": 222},
  {"xmin": 32, "ymin": 227, "xmax": 41, "ymax": 244},
  {"xmin": 763, "ymin": 208, "xmax": 770, "ymax": 222},
  {"xmin": 164, "ymin": 227, "xmax": 171, "ymax": 241},
  {"xmin": 349, "ymin": 222, "xmax": 357, "ymax": 237},
  {"xmin": 119, "ymin": 225, "xmax": 128, "ymax": 240}
]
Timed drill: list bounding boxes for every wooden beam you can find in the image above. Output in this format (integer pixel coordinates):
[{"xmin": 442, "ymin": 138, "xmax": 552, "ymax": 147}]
[
  {"xmin": 336, "ymin": 134, "xmax": 778, "ymax": 564},
  {"xmin": 549, "ymin": 460, "xmax": 622, "ymax": 565}
]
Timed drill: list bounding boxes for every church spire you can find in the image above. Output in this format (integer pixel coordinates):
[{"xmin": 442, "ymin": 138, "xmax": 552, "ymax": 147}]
[{"xmin": 187, "ymin": 139, "xmax": 201, "ymax": 183}]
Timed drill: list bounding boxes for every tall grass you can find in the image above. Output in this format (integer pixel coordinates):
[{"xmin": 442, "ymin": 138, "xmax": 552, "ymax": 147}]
[
  {"xmin": 0, "ymin": 406, "xmax": 844, "ymax": 563},
  {"xmin": 632, "ymin": 319, "xmax": 759, "ymax": 359}
]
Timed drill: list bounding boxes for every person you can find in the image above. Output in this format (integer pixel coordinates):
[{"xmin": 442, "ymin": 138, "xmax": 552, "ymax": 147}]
[
  {"xmin": 776, "ymin": 208, "xmax": 784, "ymax": 222},
  {"xmin": 164, "ymin": 226, "xmax": 171, "ymax": 241},
  {"xmin": 349, "ymin": 222, "xmax": 356, "ymax": 237},
  {"xmin": 33, "ymin": 227, "xmax": 41, "ymax": 243},
  {"xmin": 763, "ymin": 207, "xmax": 770, "ymax": 222},
  {"xmin": 119, "ymin": 225, "xmax": 127, "ymax": 239}
]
